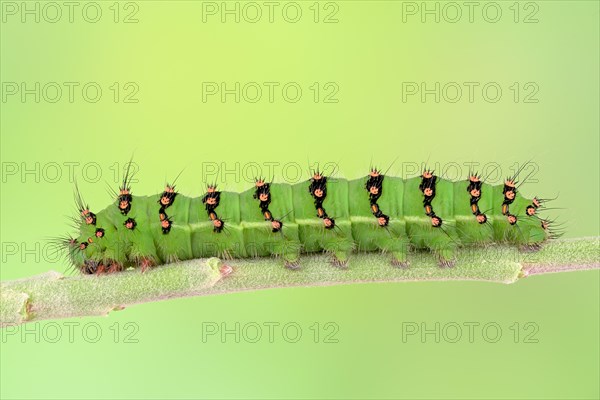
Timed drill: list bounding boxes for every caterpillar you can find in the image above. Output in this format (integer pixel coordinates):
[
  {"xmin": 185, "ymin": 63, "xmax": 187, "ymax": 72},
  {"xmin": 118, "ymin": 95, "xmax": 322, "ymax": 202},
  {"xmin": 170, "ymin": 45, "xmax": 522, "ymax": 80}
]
[{"xmin": 61, "ymin": 162, "xmax": 560, "ymax": 274}]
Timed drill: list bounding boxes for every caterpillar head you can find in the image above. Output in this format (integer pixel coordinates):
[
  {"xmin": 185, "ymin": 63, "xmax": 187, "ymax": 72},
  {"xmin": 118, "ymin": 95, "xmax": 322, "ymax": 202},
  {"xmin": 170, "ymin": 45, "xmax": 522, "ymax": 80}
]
[
  {"xmin": 470, "ymin": 188, "xmax": 481, "ymax": 197},
  {"xmin": 469, "ymin": 174, "xmax": 480, "ymax": 183},
  {"xmin": 476, "ymin": 213, "xmax": 487, "ymax": 224},
  {"xmin": 422, "ymin": 170, "xmax": 433, "ymax": 179},
  {"xmin": 431, "ymin": 216, "xmax": 442, "ymax": 227},
  {"xmin": 526, "ymin": 205, "xmax": 536, "ymax": 216}
]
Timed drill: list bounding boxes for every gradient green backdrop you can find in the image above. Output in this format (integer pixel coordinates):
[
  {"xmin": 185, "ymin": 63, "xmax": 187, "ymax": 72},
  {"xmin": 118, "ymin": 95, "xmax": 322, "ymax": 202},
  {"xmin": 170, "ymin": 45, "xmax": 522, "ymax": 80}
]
[{"xmin": 1, "ymin": 1, "xmax": 599, "ymax": 399}]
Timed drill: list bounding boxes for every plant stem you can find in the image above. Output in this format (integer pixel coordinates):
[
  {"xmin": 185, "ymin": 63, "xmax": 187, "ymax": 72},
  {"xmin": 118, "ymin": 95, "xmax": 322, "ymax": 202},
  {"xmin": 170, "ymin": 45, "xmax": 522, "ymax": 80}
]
[{"xmin": 1, "ymin": 237, "xmax": 598, "ymax": 327}]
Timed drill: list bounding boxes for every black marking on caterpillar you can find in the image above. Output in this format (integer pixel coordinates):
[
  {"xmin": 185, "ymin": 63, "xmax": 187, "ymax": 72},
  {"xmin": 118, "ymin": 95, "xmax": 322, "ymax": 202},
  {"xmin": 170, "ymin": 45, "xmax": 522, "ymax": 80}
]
[
  {"xmin": 467, "ymin": 173, "xmax": 487, "ymax": 224},
  {"xmin": 254, "ymin": 178, "xmax": 283, "ymax": 233},
  {"xmin": 202, "ymin": 185, "xmax": 224, "ymax": 233},
  {"xmin": 365, "ymin": 168, "xmax": 389, "ymax": 227},
  {"xmin": 159, "ymin": 184, "xmax": 178, "ymax": 209},
  {"xmin": 62, "ymin": 161, "xmax": 559, "ymax": 274},
  {"xmin": 419, "ymin": 169, "xmax": 442, "ymax": 227},
  {"xmin": 124, "ymin": 218, "xmax": 137, "ymax": 230},
  {"xmin": 309, "ymin": 170, "xmax": 335, "ymax": 229}
]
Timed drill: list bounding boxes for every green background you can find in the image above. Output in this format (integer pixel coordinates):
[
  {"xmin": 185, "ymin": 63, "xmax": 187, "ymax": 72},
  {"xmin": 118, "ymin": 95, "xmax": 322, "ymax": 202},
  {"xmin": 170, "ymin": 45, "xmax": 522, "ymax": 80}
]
[{"xmin": 1, "ymin": 1, "xmax": 599, "ymax": 399}]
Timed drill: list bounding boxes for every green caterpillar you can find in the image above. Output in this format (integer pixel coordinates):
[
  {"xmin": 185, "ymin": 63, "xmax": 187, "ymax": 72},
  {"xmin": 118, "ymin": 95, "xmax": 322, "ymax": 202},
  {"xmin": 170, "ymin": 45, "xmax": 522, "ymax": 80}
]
[{"xmin": 63, "ymin": 163, "xmax": 557, "ymax": 274}]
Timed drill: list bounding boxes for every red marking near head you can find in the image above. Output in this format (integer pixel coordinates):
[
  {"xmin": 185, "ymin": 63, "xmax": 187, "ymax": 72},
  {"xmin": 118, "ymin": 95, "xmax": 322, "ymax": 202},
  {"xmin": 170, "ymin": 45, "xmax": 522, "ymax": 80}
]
[
  {"xmin": 213, "ymin": 219, "xmax": 222, "ymax": 228},
  {"xmin": 160, "ymin": 196, "xmax": 170, "ymax": 206},
  {"xmin": 314, "ymin": 188, "xmax": 324, "ymax": 198},
  {"xmin": 95, "ymin": 229, "xmax": 104, "ymax": 238},
  {"xmin": 470, "ymin": 189, "xmax": 480, "ymax": 197},
  {"xmin": 259, "ymin": 193, "xmax": 269, "ymax": 202},
  {"xmin": 469, "ymin": 175, "xmax": 480, "ymax": 183},
  {"xmin": 369, "ymin": 168, "xmax": 380, "ymax": 177},
  {"xmin": 206, "ymin": 185, "xmax": 217, "ymax": 193},
  {"xmin": 533, "ymin": 197, "xmax": 541, "ymax": 208},
  {"xmin": 422, "ymin": 170, "xmax": 433, "ymax": 179},
  {"xmin": 119, "ymin": 200, "xmax": 129, "ymax": 209},
  {"xmin": 85, "ymin": 215, "xmax": 94, "ymax": 225},
  {"xmin": 431, "ymin": 216, "xmax": 441, "ymax": 227},
  {"xmin": 79, "ymin": 243, "xmax": 87, "ymax": 250},
  {"xmin": 369, "ymin": 186, "xmax": 379, "ymax": 195},
  {"xmin": 313, "ymin": 172, "xmax": 322, "ymax": 180},
  {"xmin": 125, "ymin": 220, "xmax": 134, "ymax": 229},
  {"xmin": 271, "ymin": 220, "xmax": 281, "ymax": 230},
  {"xmin": 323, "ymin": 218, "xmax": 333, "ymax": 227},
  {"xmin": 165, "ymin": 185, "xmax": 175, "ymax": 193},
  {"xmin": 255, "ymin": 179, "xmax": 265, "ymax": 188},
  {"xmin": 81, "ymin": 209, "xmax": 90, "ymax": 216},
  {"xmin": 119, "ymin": 188, "xmax": 130, "ymax": 195},
  {"xmin": 505, "ymin": 190, "xmax": 515, "ymax": 200},
  {"xmin": 423, "ymin": 188, "xmax": 433, "ymax": 197},
  {"xmin": 505, "ymin": 179, "xmax": 516, "ymax": 188},
  {"xmin": 377, "ymin": 216, "xmax": 387, "ymax": 226},
  {"xmin": 206, "ymin": 197, "xmax": 217, "ymax": 205},
  {"xmin": 507, "ymin": 215, "xmax": 517, "ymax": 225},
  {"xmin": 526, "ymin": 206, "xmax": 536, "ymax": 216},
  {"xmin": 476, "ymin": 214, "xmax": 487, "ymax": 223},
  {"xmin": 161, "ymin": 219, "xmax": 170, "ymax": 229}
]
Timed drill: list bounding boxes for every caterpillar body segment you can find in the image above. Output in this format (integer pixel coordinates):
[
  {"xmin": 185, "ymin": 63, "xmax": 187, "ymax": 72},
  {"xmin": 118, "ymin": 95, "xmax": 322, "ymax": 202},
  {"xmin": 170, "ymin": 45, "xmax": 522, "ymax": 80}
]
[
  {"xmin": 348, "ymin": 175, "xmax": 409, "ymax": 266},
  {"xmin": 68, "ymin": 169, "xmax": 551, "ymax": 274}
]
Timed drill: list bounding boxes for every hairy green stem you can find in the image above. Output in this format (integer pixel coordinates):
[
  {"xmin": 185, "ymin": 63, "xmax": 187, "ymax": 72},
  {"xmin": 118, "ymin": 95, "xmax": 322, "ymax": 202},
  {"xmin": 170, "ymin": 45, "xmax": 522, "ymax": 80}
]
[{"xmin": 1, "ymin": 237, "xmax": 598, "ymax": 327}]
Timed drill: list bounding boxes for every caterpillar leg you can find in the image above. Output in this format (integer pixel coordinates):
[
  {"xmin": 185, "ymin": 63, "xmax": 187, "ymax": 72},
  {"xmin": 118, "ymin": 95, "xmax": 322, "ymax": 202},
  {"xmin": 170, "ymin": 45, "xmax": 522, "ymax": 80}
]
[
  {"xmin": 282, "ymin": 246, "xmax": 301, "ymax": 270},
  {"xmin": 437, "ymin": 247, "xmax": 456, "ymax": 268},
  {"xmin": 428, "ymin": 234, "xmax": 458, "ymax": 268},
  {"xmin": 379, "ymin": 236, "xmax": 409, "ymax": 268},
  {"xmin": 330, "ymin": 250, "xmax": 349, "ymax": 268},
  {"xmin": 391, "ymin": 249, "xmax": 409, "ymax": 268},
  {"xmin": 324, "ymin": 237, "xmax": 354, "ymax": 268}
]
